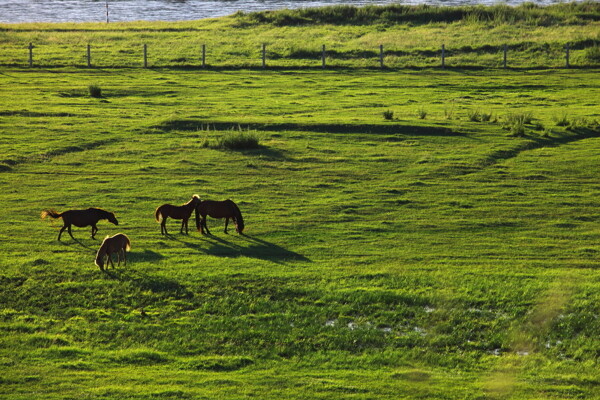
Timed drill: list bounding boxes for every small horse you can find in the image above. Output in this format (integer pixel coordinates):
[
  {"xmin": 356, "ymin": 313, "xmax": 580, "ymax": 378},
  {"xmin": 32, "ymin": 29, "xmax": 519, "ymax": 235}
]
[
  {"xmin": 155, "ymin": 195, "xmax": 201, "ymax": 235},
  {"xmin": 41, "ymin": 207, "xmax": 119, "ymax": 241},
  {"xmin": 95, "ymin": 233, "xmax": 131, "ymax": 271},
  {"xmin": 196, "ymin": 199, "xmax": 244, "ymax": 235}
]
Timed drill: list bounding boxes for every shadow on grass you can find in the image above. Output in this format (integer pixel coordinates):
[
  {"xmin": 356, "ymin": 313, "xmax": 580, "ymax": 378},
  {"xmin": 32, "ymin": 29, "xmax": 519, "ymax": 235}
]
[
  {"xmin": 156, "ymin": 119, "xmax": 459, "ymax": 137},
  {"xmin": 128, "ymin": 249, "xmax": 165, "ymax": 262},
  {"xmin": 482, "ymin": 126, "xmax": 600, "ymax": 167},
  {"xmin": 169, "ymin": 234, "xmax": 311, "ymax": 264},
  {"xmin": 104, "ymin": 267, "xmax": 193, "ymax": 300},
  {"xmin": 59, "ymin": 236, "xmax": 96, "ymax": 252}
]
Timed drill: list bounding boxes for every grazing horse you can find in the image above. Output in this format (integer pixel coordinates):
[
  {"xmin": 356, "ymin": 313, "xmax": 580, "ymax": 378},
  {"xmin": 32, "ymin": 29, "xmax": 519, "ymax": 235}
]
[
  {"xmin": 155, "ymin": 195, "xmax": 201, "ymax": 235},
  {"xmin": 196, "ymin": 199, "xmax": 244, "ymax": 235},
  {"xmin": 41, "ymin": 208, "xmax": 119, "ymax": 241},
  {"xmin": 95, "ymin": 233, "xmax": 131, "ymax": 271}
]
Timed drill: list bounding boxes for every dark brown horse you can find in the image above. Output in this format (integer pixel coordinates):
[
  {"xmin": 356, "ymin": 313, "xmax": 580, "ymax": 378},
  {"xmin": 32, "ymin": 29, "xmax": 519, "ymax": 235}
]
[
  {"xmin": 95, "ymin": 233, "xmax": 131, "ymax": 271},
  {"xmin": 195, "ymin": 199, "xmax": 244, "ymax": 235},
  {"xmin": 41, "ymin": 208, "xmax": 119, "ymax": 241},
  {"xmin": 155, "ymin": 195, "xmax": 201, "ymax": 235}
]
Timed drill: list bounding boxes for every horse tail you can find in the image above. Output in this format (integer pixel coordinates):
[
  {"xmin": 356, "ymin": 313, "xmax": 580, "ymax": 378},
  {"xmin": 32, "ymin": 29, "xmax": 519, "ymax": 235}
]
[
  {"xmin": 41, "ymin": 209, "xmax": 62, "ymax": 220},
  {"xmin": 124, "ymin": 235, "xmax": 131, "ymax": 252},
  {"xmin": 230, "ymin": 200, "xmax": 244, "ymax": 233},
  {"xmin": 155, "ymin": 206, "xmax": 163, "ymax": 222},
  {"xmin": 195, "ymin": 202, "xmax": 202, "ymax": 231}
]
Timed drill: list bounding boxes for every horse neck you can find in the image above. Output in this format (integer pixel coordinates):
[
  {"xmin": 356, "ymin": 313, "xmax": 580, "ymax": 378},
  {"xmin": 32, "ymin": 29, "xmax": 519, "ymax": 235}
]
[
  {"xmin": 94, "ymin": 209, "xmax": 109, "ymax": 219},
  {"xmin": 95, "ymin": 245, "xmax": 106, "ymax": 263},
  {"xmin": 185, "ymin": 199, "xmax": 198, "ymax": 210}
]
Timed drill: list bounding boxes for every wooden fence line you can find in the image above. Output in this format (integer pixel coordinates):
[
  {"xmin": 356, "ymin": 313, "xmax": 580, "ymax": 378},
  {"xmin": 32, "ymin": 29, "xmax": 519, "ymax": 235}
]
[{"xmin": 22, "ymin": 42, "xmax": 583, "ymax": 69}]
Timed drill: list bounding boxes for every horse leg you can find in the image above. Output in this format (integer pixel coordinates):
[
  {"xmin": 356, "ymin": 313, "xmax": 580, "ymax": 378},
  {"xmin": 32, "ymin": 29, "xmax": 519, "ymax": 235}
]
[
  {"xmin": 180, "ymin": 219, "xmax": 185, "ymax": 234},
  {"xmin": 161, "ymin": 218, "xmax": 168, "ymax": 235},
  {"xmin": 202, "ymin": 216, "xmax": 211, "ymax": 235},
  {"xmin": 224, "ymin": 217, "xmax": 229, "ymax": 234},
  {"xmin": 123, "ymin": 248, "xmax": 127, "ymax": 266},
  {"xmin": 67, "ymin": 224, "xmax": 75, "ymax": 240},
  {"xmin": 58, "ymin": 224, "xmax": 68, "ymax": 241},
  {"xmin": 91, "ymin": 224, "xmax": 98, "ymax": 239},
  {"xmin": 107, "ymin": 253, "xmax": 115, "ymax": 269}
]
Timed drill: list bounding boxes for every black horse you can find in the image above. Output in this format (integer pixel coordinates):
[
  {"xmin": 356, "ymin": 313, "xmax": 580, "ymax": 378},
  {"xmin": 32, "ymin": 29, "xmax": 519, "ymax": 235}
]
[{"xmin": 41, "ymin": 208, "xmax": 118, "ymax": 240}]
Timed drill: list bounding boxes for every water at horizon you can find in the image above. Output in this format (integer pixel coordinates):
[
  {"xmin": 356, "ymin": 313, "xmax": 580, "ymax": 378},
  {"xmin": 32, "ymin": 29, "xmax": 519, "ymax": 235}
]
[{"xmin": 0, "ymin": 0, "xmax": 569, "ymax": 24}]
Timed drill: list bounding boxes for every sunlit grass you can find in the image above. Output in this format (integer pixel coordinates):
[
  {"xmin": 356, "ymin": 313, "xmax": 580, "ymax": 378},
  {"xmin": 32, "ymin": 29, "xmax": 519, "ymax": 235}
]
[{"xmin": 0, "ymin": 7, "xmax": 600, "ymax": 398}]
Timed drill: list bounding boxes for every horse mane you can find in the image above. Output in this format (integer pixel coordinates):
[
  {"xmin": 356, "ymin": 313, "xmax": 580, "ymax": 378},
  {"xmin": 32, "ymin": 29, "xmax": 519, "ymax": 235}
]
[
  {"xmin": 94, "ymin": 236, "xmax": 109, "ymax": 267},
  {"xmin": 187, "ymin": 195, "xmax": 200, "ymax": 206},
  {"xmin": 93, "ymin": 208, "xmax": 110, "ymax": 217}
]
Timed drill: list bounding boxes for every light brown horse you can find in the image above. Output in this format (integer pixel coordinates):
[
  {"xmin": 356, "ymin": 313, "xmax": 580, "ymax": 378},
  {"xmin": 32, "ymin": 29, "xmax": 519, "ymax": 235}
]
[
  {"xmin": 196, "ymin": 199, "xmax": 244, "ymax": 235},
  {"xmin": 41, "ymin": 207, "xmax": 119, "ymax": 240},
  {"xmin": 155, "ymin": 195, "xmax": 201, "ymax": 235},
  {"xmin": 95, "ymin": 233, "xmax": 131, "ymax": 271}
]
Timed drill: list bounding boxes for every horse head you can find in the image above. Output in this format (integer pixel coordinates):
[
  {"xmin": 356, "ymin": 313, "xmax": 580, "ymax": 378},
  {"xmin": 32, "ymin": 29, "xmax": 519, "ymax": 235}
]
[
  {"xmin": 95, "ymin": 253, "xmax": 105, "ymax": 269},
  {"xmin": 107, "ymin": 212, "xmax": 119, "ymax": 226}
]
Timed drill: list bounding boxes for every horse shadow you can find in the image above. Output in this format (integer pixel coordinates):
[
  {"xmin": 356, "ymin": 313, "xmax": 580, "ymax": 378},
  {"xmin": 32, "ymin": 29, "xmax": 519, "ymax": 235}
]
[
  {"xmin": 238, "ymin": 235, "xmax": 311, "ymax": 263},
  {"xmin": 60, "ymin": 237, "xmax": 97, "ymax": 252},
  {"xmin": 169, "ymin": 234, "xmax": 311, "ymax": 264},
  {"xmin": 128, "ymin": 249, "xmax": 165, "ymax": 263},
  {"xmin": 103, "ymin": 267, "xmax": 193, "ymax": 300}
]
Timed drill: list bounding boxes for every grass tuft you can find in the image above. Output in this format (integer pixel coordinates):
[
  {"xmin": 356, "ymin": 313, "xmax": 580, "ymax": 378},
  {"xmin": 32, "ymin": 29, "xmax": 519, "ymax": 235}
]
[
  {"xmin": 554, "ymin": 114, "xmax": 571, "ymax": 127},
  {"xmin": 88, "ymin": 84, "xmax": 102, "ymax": 98},
  {"xmin": 215, "ymin": 130, "xmax": 261, "ymax": 150}
]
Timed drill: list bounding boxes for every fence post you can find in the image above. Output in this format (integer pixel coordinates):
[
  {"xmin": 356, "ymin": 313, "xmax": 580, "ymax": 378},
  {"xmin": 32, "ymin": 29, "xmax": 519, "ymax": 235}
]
[
  {"xmin": 565, "ymin": 43, "xmax": 570, "ymax": 69},
  {"xmin": 262, "ymin": 43, "xmax": 266, "ymax": 69},
  {"xmin": 503, "ymin": 44, "xmax": 507, "ymax": 69},
  {"xmin": 28, "ymin": 43, "xmax": 33, "ymax": 67},
  {"xmin": 105, "ymin": 1, "xmax": 109, "ymax": 23},
  {"xmin": 202, "ymin": 44, "xmax": 206, "ymax": 68},
  {"xmin": 441, "ymin": 44, "xmax": 445, "ymax": 69},
  {"xmin": 322, "ymin": 45, "xmax": 326, "ymax": 69},
  {"xmin": 380, "ymin": 44, "xmax": 384, "ymax": 69},
  {"xmin": 87, "ymin": 44, "xmax": 91, "ymax": 67},
  {"xmin": 143, "ymin": 44, "xmax": 147, "ymax": 68}
]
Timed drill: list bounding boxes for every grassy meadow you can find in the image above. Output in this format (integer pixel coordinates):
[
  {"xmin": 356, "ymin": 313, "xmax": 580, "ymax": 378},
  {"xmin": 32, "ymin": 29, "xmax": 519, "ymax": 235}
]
[{"xmin": 1, "ymin": 4, "xmax": 600, "ymax": 399}]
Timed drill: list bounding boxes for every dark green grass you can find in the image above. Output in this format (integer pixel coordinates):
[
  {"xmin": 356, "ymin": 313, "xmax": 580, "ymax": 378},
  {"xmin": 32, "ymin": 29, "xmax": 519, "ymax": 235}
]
[
  {"xmin": 0, "ymin": 66, "xmax": 599, "ymax": 399},
  {"xmin": 241, "ymin": 2, "xmax": 600, "ymax": 26}
]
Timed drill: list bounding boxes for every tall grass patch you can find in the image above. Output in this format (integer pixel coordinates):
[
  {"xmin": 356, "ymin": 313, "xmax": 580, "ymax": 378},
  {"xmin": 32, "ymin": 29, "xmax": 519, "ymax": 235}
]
[{"xmin": 213, "ymin": 129, "xmax": 261, "ymax": 150}]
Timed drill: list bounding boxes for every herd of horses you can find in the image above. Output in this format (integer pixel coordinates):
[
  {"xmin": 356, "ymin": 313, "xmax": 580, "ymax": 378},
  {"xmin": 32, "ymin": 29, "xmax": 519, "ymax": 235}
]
[{"xmin": 41, "ymin": 196, "xmax": 244, "ymax": 271}]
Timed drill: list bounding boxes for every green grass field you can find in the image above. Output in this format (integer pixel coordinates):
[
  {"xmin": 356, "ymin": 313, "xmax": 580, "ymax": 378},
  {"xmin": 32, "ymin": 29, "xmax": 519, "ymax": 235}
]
[{"xmin": 1, "ymin": 5, "xmax": 600, "ymax": 399}]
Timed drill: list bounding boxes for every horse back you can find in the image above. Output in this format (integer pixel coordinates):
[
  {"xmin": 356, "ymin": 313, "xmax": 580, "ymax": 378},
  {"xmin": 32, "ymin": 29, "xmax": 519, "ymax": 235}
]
[
  {"xmin": 61, "ymin": 209, "xmax": 94, "ymax": 227},
  {"xmin": 103, "ymin": 233, "xmax": 131, "ymax": 252}
]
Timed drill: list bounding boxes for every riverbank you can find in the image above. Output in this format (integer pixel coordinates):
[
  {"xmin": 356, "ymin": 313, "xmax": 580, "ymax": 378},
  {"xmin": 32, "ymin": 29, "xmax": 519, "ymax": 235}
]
[{"xmin": 1, "ymin": 3, "xmax": 599, "ymax": 69}]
